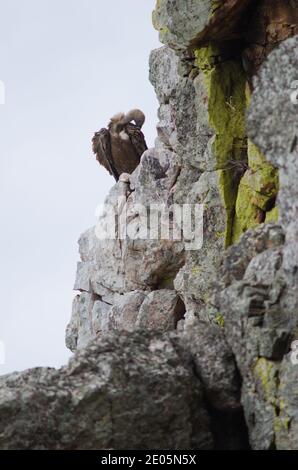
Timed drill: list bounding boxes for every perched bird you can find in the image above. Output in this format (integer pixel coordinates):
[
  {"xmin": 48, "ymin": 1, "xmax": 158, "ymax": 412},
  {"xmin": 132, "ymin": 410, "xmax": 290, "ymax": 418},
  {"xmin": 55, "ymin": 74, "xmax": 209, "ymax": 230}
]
[{"xmin": 92, "ymin": 109, "xmax": 148, "ymax": 181}]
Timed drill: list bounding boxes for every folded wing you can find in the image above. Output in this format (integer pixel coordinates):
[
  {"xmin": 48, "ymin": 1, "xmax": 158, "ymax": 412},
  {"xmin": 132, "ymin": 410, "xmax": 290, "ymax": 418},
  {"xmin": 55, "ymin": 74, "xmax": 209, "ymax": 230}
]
[
  {"xmin": 126, "ymin": 123, "xmax": 148, "ymax": 160},
  {"xmin": 92, "ymin": 128, "xmax": 119, "ymax": 181}
]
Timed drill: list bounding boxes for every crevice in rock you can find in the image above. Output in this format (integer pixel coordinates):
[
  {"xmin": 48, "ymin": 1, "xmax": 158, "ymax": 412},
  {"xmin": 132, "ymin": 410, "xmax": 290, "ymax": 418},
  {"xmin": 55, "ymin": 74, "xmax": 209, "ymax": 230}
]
[
  {"xmin": 174, "ymin": 296, "xmax": 186, "ymax": 328},
  {"xmin": 190, "ymin": 336, "xmax": 250, "ymax": 449},
  {"xmin": 208, "ymin": 408, "xmax": 250, "ymax": 450},
  {"xmin": 208, "ymin": 360, "xmax": 250, "ymax": 449}
]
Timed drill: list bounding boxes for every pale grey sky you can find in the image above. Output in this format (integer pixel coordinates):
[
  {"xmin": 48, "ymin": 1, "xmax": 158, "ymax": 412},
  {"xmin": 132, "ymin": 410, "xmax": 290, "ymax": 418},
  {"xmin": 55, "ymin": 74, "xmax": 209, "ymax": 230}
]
[{"xmin": 0, "ymin": 0, "xmax": 160, "ymax": 374}]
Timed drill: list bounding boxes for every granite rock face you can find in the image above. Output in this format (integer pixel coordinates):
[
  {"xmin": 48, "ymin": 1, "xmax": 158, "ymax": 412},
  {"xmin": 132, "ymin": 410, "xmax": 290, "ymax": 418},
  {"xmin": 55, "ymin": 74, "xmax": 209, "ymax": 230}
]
[
  {"xmin": 1, "ymin": 0, "xmax": 297, "ymax": 452},
  {"xmin": 63, "ymin": 3, "xmax": 298, "ymax": 450},
  {"xmin": 184, "ymin": 318, "xmax": 241, "ymax": 412},
  {"xmin": 247, "ymin": 36, "xmax": 298, "ymax": 230},
  {"xmin": 0, "ymin": 332, "xmax": 213, "ymax": 450},
  {"xmin": 216, "ymin": 37, "xmax": 298, "ymax": 450},
  {"xmin": 152, "ymin": 0, "xmax": 252, "ymax": 50}
]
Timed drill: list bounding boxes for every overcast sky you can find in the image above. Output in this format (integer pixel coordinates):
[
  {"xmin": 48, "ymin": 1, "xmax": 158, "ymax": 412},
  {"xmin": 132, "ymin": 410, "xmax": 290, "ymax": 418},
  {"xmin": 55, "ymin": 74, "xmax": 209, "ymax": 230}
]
[{"xmin": 0, "ymin": 0, "xmax": 160, "ymax": 375}]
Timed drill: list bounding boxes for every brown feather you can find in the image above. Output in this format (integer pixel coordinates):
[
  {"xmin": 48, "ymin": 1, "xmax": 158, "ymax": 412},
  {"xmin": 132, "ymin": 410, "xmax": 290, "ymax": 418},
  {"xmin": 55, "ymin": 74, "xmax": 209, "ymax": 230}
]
[
  {"xmin": 125, "ymin": 123, "xmax": 147, "ymax": 159},
  {"xmin": 108, "ymin": 124, "xmax": 147, "ymax": 176},
  {"xmin": 92, "ymin": 128, "xmax": 119, "ymax": 181}
]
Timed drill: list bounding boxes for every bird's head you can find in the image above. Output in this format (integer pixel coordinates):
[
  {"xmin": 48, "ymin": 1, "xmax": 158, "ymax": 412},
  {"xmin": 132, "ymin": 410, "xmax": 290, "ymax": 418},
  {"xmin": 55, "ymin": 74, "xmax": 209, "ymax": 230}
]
[{"xmin": 123, "ymin": 109, "xmax": 145, "ymax": 128}]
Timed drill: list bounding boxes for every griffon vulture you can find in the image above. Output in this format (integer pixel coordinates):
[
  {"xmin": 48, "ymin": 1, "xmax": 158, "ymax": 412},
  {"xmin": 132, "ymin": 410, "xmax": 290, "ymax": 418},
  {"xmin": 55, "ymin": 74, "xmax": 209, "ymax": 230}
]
[{"xmin": 92, "ymin": 109, "xmax": 148, "ymax": 181}]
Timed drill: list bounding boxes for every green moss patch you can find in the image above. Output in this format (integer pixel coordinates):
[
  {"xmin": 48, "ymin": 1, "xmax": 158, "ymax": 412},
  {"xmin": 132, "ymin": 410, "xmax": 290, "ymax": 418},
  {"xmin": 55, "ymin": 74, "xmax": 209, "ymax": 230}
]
[{"xmin": 195, "ymin": 45, "xmax": 247, "ymax": 246}]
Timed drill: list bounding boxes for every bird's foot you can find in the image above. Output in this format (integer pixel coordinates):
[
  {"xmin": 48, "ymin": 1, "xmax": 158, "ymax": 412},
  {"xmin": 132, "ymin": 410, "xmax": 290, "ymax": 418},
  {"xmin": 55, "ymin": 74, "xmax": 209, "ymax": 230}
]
[{"xmin": 119, "ymin": 173, "xmax": 131, "ymax": 183}]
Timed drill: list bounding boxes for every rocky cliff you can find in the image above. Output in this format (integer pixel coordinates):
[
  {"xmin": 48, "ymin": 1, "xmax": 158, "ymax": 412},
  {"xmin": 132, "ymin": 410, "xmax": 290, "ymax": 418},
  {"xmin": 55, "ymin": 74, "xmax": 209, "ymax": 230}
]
[{"xmin": 1, "ymin": 0, "xmax": 298, "ymax": 450}]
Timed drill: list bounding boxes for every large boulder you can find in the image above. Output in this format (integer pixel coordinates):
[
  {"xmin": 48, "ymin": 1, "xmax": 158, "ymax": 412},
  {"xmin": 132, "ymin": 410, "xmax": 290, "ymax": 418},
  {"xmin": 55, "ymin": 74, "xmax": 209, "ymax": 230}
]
[
  {"xmin": 152, "ymin": 0, "xmax": 252, "ymax": 50},
  {"xmin": 0, "ymin": 332, "xmax": 213, "ymax": 450}
]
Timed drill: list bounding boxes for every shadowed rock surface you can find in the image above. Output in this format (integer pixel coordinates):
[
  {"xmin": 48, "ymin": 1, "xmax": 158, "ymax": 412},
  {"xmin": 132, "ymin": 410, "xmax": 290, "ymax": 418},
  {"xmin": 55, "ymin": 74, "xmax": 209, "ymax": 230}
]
[
  {"xmin": 0, "ymin": 332, "xmax": 213, "ymax": 450},
  {"xmin": 216, "ymin": 37, "xmax": 298, "ymax": 449}
]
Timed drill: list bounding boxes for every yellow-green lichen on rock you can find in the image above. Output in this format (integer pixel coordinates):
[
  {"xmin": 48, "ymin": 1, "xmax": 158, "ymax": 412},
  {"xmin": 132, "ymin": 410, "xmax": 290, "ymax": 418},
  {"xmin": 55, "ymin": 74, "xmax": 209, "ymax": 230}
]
[
  {"xmin": 232, "ymin": 140, "xmax": 279, "ymax": 242},
  {"xmin": 215, "ymin": 312, "xmax": 225, "ymax": 327},
  {"xmin": 253, "ymin": 358, "xmax": 291, "ymax": 440},
  {"xmin": 247, "ymin": 141, "xmax": 279, "ymax": 209},
  {"xmin": 266, "ymin": 206, "xmax": 279, "ymax": 223},
  {"xmin": 253, "ymin": 357, "xmax": 278, "ymax": 405},
  {"xmin": 152, "ymin": 2, "xmax": 280, "ymax": 247},
  {"xmin": 274, "ymin": 398, "xmax": 291, "ymax": 436},
  {"xmin": 232, "ymin": 176, "xmax": 261, "ymax": 243},
  {"xmin": 194, "ymin": 44, "xmax": 280, "ymax": 246},
  {"xmin": 195, "ymin": 44, "xmax": 247, "ymax": 247}
]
